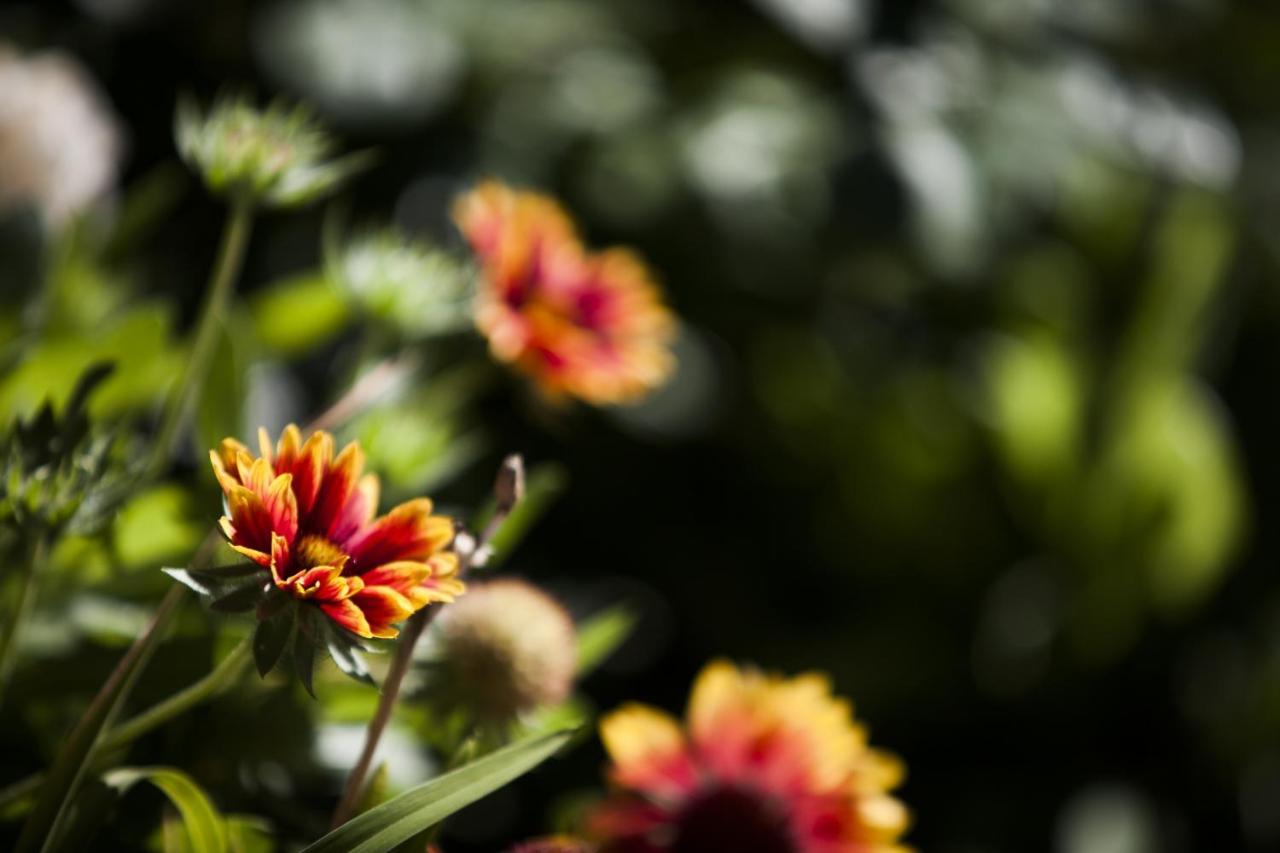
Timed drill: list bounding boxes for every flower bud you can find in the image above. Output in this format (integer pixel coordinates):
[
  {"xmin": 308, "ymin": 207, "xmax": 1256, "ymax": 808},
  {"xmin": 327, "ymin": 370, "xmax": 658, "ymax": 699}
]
[
  {"xmin": 329, "ymin": 229, "xmax": 472, "ymax": 338},
  {"xmin": 175, "ymin": 95, "xmax": 368, "ymax": 208},
  {"xmin": 431, "ymin": 579, "xmax": 577, "ymax": 724}
]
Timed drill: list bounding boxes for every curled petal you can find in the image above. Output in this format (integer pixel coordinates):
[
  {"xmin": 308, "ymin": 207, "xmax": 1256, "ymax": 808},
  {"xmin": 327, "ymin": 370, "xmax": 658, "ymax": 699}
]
[
  {"xmin": 350, "ymin": 586, "xmax": 417, "ymax": 639},
  {"xmin": 224, "ymin": 485, "xmax": 274, "ymax": 555},
  {"xmin": 320, "ymin": 599, "xmax": 372, "ymax": 639},
  {"xmin": 359, "ymin": 561, "xmax": 430, "ymax": 596},
  {"xmin": 345, "ymin": 499, "xmax": 454, "ymax": 567},
  {"xmin": 420, "ymin": 553, "xmax": 465, "ymax": 603}
]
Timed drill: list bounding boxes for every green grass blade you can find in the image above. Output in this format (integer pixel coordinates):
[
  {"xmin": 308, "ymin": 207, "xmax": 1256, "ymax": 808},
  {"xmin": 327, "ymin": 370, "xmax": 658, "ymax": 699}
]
[{"xmin": 302, "ymin": 728, "xmax": 575, "ymax": 853}]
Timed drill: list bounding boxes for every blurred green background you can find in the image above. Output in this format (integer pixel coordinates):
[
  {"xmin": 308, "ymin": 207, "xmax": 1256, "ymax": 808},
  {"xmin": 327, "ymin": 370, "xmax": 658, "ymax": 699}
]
[{"xmin": 3, "ymin": 0, "xmax": 1280, "ymax": 850}]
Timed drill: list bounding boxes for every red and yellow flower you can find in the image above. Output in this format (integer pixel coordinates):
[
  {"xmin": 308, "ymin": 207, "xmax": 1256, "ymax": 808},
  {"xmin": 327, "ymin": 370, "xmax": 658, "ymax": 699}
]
[
  {"xmin": 589, "ymin": 660, "xmax": 910, "ymax": 853},
  {"xmin": 211, "ymin": 425, "xmax": 463, "ymax": 639},
  {"xmin": 453, "ymin": 180, "xmax": 675, "ymax": 406}
]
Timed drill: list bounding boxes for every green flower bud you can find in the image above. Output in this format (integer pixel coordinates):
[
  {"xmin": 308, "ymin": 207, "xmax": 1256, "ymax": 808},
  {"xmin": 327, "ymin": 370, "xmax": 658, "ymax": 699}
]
[
  {"xmin": 430, "ymin": 579, "xmax": 577, "ymax": 725},
  {"xmin": 329, "ymin": 229, "xmax": 473, "ymax": 339},
  {"xmin": 174, "ymin": 95, "xmax": 369, "ymax": 208}
]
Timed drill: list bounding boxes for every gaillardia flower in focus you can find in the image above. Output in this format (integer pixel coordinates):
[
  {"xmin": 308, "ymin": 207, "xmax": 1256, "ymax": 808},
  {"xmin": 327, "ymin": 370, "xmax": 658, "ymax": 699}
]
[
  {"xmin": 589, "ymin": 660, "xmax": 910, "ymax": 853},
  {"xmin": 211, "ymin": 425, "xmax": 462, "ymax": 639},
  {"xmin": 453, "ymin": 180, "xmax": 675, "ymax": 406}
]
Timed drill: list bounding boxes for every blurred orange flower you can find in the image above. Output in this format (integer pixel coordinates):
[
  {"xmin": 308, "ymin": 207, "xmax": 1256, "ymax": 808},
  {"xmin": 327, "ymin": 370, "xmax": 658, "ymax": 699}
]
[
  {"xmin": 589, "ymin": 660, "xmax": 911, "ymax": 853},
  {"xmin": 454, "ymin": 180, "xmax": 675, "ymax": 405},
  {"xmin": 211, "ymin": 425, "xmax": 462, "ymax": 639}
]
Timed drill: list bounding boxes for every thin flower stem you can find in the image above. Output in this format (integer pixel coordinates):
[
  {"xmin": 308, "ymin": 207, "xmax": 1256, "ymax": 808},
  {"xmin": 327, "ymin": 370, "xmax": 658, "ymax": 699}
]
[
  {"xmin": 0, "ymin": 635, "xmax": 253, "ymax": 813},
  {"xmin": 18, "ymin": 584, "xmax": 185, "ymax": 853},
  {"xmin": 0, "ymin": 536, "xmax": 48, "ymax": 703},
  {"xmin": 328, "ymin": 605, "xmax": 430, "ymax": 829},
  {"xmin": 329, "ymin": 459, "xmax": 524, "ymax": 829},
  {"xmin": 308, "ymin": 352, "xmax": 420, "ymax": 434},
  {"xmin": 100, "ymin": 634, "xmax": 252, "ymax": 752},
  {"xmin": 147, "ymin": 196, "xmax": 254, "ymax": 478}
]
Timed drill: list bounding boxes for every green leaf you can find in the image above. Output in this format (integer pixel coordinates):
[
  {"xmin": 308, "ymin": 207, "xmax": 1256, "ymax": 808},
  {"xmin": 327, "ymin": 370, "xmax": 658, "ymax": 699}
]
[
  {"xmin": 209, "ymin": 580, "xmax": 270, "ymax": 614},
  {"xmin": 324, "ymin": 622, "xmax": 374, "ymax": 686},
  {"xmin": 194, "ymin": 317, "xmax": 245, "ymax": 463},
  {"xmin": 252, "ymin": 608, "xmax": 295, "ymax": 677},
  {"xmin": 354, "ymin": 763, "xmax": 390, "ymax": 818},
  {"xmin": 162, "ymin": 563, "xmax": 263, "ymax": 600},
  {"xmin": 574, "ymin": 605, "xmax": 637, "ymax": 676},
  {"xmin": 224, "ymin": 814, "xmax": 273, "ymax": 853},
  {"xmin": 249, "ymin": 272, "xmax": 349, "ymax": 356},
  {"xmin": 301, "ymin": 728, "xmax": 576, "ymax": 853},
  {"xmin": 103, "ymin": 766, "xmax": 228, "ymax": 853},
  {"xmin": 293, "ymin": 614, "xmax": 317, "ymax": 698},
  {"xmin": 15, "ymin": 586, "xmax": 184, "ymax": 853}
]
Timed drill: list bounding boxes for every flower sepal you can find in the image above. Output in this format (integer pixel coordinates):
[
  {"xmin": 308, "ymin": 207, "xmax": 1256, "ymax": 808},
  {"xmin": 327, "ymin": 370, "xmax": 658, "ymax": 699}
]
[
  {"xmin": 251, "ymin": 587, "xmax": 377, "ymax": 694},
  {"xmin": 162, "ymin": 562, "xmax": 270, "ymax": 613}
]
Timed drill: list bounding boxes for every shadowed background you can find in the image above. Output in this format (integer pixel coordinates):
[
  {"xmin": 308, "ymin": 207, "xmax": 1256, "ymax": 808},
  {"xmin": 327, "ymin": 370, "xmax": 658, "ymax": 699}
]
[{"xmin": 2, "ymin": 0, "xmax": 1280, "ymax": 850}]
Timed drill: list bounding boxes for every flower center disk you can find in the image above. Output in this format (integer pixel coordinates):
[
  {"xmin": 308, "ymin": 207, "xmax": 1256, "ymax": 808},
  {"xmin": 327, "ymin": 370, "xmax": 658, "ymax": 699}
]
[
  {"xmin": 672, "ymin": 784, "xmax": 797, "ymax": 853},
  {"xmin": 295, "ymin": 534, "xmax": 349, "ymax": 570}
]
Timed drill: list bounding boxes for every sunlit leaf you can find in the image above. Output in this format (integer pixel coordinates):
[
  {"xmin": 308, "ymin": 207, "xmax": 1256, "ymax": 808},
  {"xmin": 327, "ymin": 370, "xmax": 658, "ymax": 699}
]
[
  {"xmin": 574, "ymin": 605, "xmax": 637, "ymax": 676},
  {"xmin": 103, "ymin": 766, "xmax": 228, "ymax": 853},
  {"xmin": 249, "ymin": 272, "xmax": 349, "ymax": 356},
  {"xmin": 301, "ymin": 728, "xmax": 576, "ymax": 853}
]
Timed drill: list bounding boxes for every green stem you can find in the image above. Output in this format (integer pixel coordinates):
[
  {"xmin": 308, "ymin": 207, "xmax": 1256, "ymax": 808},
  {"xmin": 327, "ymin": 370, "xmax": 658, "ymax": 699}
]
[
  {"xmin": 17, "ymin": 584, "xmax": 184, "ymax": 852},
  {"xmin": 329, "ymin": 459, "xmax": 523, "ymax": 829},
  {"xmin": 0, "ymin": 537, "xmax": 48, "ymax": 703},
  {"xmin": 147, "ymin": 197, "xmax": 254, "ymax": 477},
  {"xmin": 0, "ymin": 635, "xmax": 252, "ymax": 816},
  {"xmin": 101, "ymin": 635, "xmax": 252, "ymax": 752}
]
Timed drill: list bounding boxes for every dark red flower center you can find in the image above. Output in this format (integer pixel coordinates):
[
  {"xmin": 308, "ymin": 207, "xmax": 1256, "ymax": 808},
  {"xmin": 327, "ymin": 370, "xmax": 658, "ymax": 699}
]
[
  {"xmin": 295, "ymin": 534, "xmax": 348, "ymax": 570},
  {"xmin": 672, "ymin": 784, "xmax": 797, "ymax": 853}
]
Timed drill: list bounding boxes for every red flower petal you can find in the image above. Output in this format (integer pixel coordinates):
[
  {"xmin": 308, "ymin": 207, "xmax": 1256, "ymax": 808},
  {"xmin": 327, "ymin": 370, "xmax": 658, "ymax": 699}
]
[
  {"xmin": 350, "ymin": 585, "xmax": 416, "ymax": 639},
  {"xmin": 358, "ymin": 561, "xmax": 430, "ymax": 597},
  {"xmin": 330, "ymin": 473, "xmax": 379, "ymax": 544},
  {"xmin": 310, "ymin": 441, "xmax": 365, "ymax": 538},
  {"xmin": 320, "ymin": 598, "xmax": 372, "ymax": 639},
  {"xmin": 224, "ymin": 484, "xmax": 274, "ymax": 555},
  {"xmin": 345, "ymin": 499, "xmax": 454, "ymax": 567}
]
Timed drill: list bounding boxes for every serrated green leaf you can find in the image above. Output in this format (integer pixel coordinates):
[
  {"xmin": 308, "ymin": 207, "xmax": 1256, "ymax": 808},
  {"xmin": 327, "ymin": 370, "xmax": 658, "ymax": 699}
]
[
  {"xmin": 103, "ymin": 766, "xmax": 228, "ymax": 853},
  {"xmin": 574, "ymin": 605, "xmax": 637, "ymax": 676},
  {"xmin": 301, "ymin": 728, "xmax": 575, "ymax": 853}
]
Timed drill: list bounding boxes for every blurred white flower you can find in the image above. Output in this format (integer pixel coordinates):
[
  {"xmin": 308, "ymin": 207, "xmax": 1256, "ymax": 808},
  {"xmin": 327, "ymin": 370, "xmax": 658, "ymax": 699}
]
[{"xmin": 0, "ymin": 43, "xmax": 124, "ymax": 228}]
